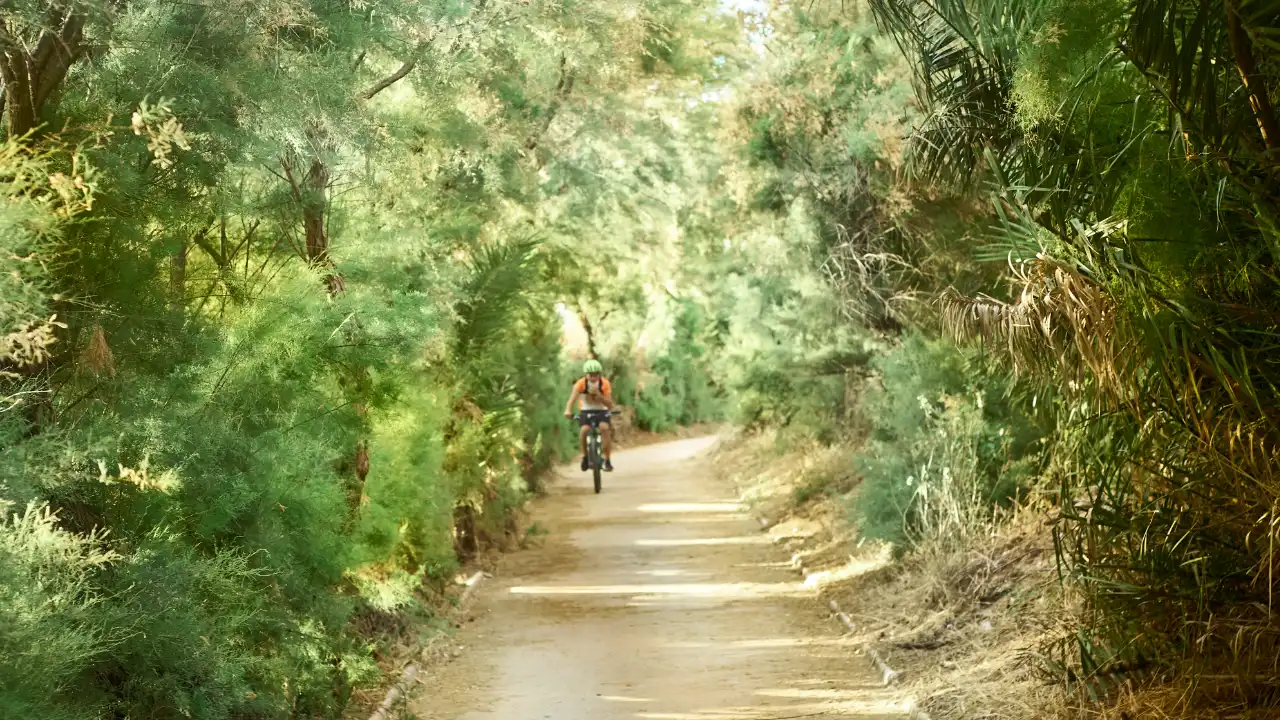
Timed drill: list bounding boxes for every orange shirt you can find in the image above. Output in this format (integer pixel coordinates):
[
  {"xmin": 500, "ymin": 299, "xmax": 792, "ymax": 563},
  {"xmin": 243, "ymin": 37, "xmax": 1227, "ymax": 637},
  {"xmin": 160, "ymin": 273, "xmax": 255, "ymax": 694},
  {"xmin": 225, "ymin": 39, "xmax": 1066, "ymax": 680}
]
[{"xmin": 574, "ymin": 377, "xmax": 612, "ymax": 410}]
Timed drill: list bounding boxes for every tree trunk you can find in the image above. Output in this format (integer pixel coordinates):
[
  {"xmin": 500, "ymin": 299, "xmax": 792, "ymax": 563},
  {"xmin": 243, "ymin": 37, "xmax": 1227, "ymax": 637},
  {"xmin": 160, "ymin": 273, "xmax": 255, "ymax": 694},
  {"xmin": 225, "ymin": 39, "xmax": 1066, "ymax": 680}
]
[
  {"xmin": 0, "ymin": 12, "xmax": 88, "ymax": 139},
  {"xmin": 302, "ymin": 157, "xmax": 329, "ymax": 264},
  {"xmin": 303, "ymin": 158, "xmax": 347, "ymax": 294},
  {"xmin": 454, "ymin": 504, "xmax": 478, "ymax": 561},
  {"xmin": 1226, "ymin": 1, "xmax": 1280, "ymax": 151},
  {"xmin": 526, "ymin": 54, "xmax": 575, "ymax": 156},
  {"xmin": 577, "ymin": 303, "xmax": 598, "ymax": 359},
  {"xmin": 308, "ymin": 157, "xmax": 358, "ymax": 502},
  {"xmin": 282, "ymin": 151, "xmax": 346, "ymax": 294},
  {"xmin": 170, "ymin": 237, "xmax": 188, "ymax": 313},
  {"xmin": 284, "ymin": 138, "xmax": 366, "ymax": 518}
]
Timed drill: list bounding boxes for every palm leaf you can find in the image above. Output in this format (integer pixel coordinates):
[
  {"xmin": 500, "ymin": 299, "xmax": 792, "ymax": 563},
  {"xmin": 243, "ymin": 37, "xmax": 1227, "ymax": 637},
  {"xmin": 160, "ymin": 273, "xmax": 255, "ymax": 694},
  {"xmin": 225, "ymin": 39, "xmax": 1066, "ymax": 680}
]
[
  {"xmin": 451, "ymin": 236, "xmax": 542, "ymax": 361},
  {"xmin": 867, "ymin": 0, "xmax": 1053, "ymax": 186}
]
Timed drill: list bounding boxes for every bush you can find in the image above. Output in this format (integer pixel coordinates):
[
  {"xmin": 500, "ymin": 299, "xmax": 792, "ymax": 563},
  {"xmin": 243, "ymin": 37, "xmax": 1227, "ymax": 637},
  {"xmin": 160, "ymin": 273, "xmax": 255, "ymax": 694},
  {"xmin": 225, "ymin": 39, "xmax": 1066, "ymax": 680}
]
[
  {"xmin": 729, "ymin": 345, "xmax": 870, "ymax": 444},
  {"xmin": 0, "ymin": 504, "xmax": 113, "ymax": 720},
  {"xmin": 852, "ymin": 335, "xmax": 1045, "ymax": 546},
  {"xmin": 634, "ymin": 301, "xmax": 725, "ymax": 431},
  {"xmin": 515, "ymin": 314, "xmax": 579, "ymax": 481}
]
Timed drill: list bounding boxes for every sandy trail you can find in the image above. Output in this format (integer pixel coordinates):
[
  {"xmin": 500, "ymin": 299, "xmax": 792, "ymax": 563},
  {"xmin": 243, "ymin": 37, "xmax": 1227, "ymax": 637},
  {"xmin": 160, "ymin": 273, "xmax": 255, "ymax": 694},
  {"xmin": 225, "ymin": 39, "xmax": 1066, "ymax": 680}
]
[{"xmin": 410, "ymin": 436, "xmax": 905, "ymax": 720}]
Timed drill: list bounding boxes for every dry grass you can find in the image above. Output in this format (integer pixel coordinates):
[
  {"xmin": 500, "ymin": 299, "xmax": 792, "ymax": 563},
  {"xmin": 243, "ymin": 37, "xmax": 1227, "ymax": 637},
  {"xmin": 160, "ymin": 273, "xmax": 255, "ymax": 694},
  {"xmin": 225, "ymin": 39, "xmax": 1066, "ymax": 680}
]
[
  {"xmin": 80, "ymin": 324, "xmax": 116, "ymax": 377},
  {"xmin": 835, "ymin": 513, "xmax": 1075, "ymax": 720},
  {"xmin": 715, "ymin": 430, "xmax": 1080, "ymax": 720}
]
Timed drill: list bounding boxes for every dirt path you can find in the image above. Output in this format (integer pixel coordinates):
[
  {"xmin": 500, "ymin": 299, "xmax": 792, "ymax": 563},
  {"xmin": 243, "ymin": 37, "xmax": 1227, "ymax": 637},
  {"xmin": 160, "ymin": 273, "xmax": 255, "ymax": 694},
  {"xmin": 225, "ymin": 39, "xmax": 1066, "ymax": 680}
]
[{"xmin": 410, "ymin": 437, "xmax": 906, "ymax": 720}]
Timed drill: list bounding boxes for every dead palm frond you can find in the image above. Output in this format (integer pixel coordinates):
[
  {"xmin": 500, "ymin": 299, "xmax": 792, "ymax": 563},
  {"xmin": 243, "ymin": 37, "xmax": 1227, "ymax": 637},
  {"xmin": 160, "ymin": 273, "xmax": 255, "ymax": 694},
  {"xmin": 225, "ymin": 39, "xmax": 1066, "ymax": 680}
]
[
  {"xmin": 942, "ymin": 209, "xmax": 1280, "ymax": 703},
  {"xmin": 823, "ymin": 245, "xmax": 922, "ymax": 328},
  {"xmin": 877, "ymin": 0, "xmax": 1280, "ymax": 710},
  {"xmin": 940, "ymin": 253, "xmax": 1134, "ymax": 405}
]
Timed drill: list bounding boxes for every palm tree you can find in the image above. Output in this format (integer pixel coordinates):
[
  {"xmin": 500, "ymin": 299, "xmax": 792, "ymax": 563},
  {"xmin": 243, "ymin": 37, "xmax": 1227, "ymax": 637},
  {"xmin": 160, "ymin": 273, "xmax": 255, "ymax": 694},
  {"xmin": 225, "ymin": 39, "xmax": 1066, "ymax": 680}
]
[{"xmin": 875, "ymin": 0, "xmax": 1280, "ymax": 702}]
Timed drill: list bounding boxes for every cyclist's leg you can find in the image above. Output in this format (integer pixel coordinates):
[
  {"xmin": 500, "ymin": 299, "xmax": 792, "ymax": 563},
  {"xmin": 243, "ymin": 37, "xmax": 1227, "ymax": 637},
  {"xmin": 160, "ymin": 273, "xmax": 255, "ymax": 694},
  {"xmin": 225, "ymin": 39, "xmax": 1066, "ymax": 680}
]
[
  {"xmin": 577, "ymin": 420, "xmax": 591, "ymax": 470},
  {"xmin": 599, "ymin": 421, "xmax": 613, "ymax": 459}
]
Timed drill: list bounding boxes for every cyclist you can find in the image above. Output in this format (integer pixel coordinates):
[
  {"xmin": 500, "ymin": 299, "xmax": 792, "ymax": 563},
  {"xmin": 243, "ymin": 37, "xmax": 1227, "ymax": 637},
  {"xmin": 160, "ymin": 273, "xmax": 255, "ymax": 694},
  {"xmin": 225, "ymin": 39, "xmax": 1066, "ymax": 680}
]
[{"xmin": 563, "ymin": 359, "xmax": 615, "ymax": 472}]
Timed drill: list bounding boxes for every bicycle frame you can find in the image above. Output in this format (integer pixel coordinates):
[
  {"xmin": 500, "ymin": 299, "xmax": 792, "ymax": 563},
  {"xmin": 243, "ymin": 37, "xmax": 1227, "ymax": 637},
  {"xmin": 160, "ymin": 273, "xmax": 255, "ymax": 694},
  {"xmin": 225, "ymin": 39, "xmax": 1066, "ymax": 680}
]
[{"xmin": 575, "ymin": 412, "xmax": 608, "ymax": 493}]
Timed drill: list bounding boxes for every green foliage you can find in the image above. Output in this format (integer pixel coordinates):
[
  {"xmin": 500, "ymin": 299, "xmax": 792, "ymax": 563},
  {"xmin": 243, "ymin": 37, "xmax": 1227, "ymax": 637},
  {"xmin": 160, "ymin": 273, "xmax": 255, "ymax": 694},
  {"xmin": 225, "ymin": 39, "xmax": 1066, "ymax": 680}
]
[
  {"xmin": 852, "ymin": 335, "xmax": 1043, "ymax": 545},
  {"xmin": 635, "ymin": 301, "xmax": 724, "ymax": 431},
  {"xmin": 357, "ymin": 383, "xmax": 452, "ymax": 594},
  {"xmin": 0, "ymin": 504, "xmax": 114, "ymax": 720},
  {"xmin": 514, "ymin": 313, "xmax": 580, "ymax": 481},
  {"xmin": 28, "ymin": 0, "xmax": 1280, "ymax": 713},
  {"xmin": 881, "ymin": 0, "xmax": 1280, "ymax": 703},
  {"xmin": 730, "ymin": 0, "xmax": 1280, "ymax": 710},
  {"xmin": 0, "ymin": 0, "xmax": 742, "ymax": 717}
]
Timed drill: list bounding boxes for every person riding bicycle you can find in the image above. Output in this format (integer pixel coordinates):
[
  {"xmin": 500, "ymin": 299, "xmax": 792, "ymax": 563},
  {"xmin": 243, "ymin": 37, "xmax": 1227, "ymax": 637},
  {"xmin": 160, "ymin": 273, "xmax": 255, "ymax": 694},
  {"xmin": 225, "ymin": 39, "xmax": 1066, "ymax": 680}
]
[{"xmin": 563, "ymin": 359, "xmax": 615, "ymax": 472}]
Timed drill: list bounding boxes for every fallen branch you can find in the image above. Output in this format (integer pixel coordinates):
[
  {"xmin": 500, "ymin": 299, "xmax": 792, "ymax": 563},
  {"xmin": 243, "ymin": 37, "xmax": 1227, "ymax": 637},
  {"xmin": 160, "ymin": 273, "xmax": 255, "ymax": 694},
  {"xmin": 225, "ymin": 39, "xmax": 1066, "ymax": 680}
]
[
  {"xmin": 893, "ymin": 638, "xmax": 949, "ymax": 650},
  {"xmin": 905, "ymin": 697, "xmax": 934, "ymax": 720},
  {"xmin": 367, "ymin": 664, "xmax": 418, "ymax": 720},
  {"xmin": 827, "ymin": 598, "xmax": 900, "ymax": 686},
  {"xmin": 365, "ymin": 570, "xmax": 487, "ymax": 720}
]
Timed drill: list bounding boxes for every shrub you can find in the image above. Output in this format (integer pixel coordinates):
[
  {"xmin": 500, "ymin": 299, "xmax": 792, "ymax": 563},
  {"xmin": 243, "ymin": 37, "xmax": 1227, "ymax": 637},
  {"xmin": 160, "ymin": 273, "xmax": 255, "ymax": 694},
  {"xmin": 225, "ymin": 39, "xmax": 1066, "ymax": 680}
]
[
  {"xmin": 852, "ymin": 335, "xmax": 1045, "ymax": 546},
  {"xmin": 0, "ymin": 503, "xmax": 113, "ymax": 720},
  {"xmin": 635, "ymin": 301, "xmax": 725, "ymax": 431}
]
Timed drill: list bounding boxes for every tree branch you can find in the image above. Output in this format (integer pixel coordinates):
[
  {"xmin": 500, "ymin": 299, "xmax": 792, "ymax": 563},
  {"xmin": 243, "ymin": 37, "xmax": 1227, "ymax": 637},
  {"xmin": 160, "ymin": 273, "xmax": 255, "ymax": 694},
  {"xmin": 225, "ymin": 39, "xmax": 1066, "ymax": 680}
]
[
  {"xmin": 361, "ymin": 53, "xmax": 418, "ymax": 100},
  {"xmin": 280, "ymin": 155, "xmax": 304, "ymax": 202},
  {"xmin": 191, "ymin": 227, "xmax": 225, "ymax": 267},
  {"xmin": 526, "ymin": 54, "xmax": 575, "ymax": 153}
]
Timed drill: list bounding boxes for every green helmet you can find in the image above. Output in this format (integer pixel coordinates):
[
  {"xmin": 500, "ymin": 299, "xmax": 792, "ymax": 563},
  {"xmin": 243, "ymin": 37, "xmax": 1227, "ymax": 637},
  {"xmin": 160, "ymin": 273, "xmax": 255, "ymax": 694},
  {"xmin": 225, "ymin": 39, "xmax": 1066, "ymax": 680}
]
[{"xmin": 583, "ymin": 359, "xmax": 603, "ymax": 374}]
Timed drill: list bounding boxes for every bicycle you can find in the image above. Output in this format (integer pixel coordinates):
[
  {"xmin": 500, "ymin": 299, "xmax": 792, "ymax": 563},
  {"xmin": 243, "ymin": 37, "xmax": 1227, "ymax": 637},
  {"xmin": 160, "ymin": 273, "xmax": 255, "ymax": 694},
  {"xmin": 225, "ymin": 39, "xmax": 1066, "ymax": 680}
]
[{"xmin": 573, "ymin": 412, "xmax": 609, "ymax": 494}]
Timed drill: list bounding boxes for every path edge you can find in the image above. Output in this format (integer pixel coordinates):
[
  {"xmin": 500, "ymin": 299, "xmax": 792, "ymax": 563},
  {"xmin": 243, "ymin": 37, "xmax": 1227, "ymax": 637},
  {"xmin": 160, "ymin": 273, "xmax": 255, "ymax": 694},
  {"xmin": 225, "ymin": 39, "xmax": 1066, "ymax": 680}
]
[
  {"xmin": 365, "ymin": 570, "xmax": 487, "ymax": 720},
  {"xmin": 729, "ymin": 472, "xmax": 932, "ymax": 720}
]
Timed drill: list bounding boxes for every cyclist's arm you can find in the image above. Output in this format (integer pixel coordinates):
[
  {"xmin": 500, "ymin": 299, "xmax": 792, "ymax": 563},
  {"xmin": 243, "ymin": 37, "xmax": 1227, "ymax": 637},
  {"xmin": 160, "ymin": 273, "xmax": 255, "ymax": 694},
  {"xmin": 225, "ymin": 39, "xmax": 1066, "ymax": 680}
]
[{"xmin": 563, "ymin": 388, "xmax": 581, "ymax": 417}]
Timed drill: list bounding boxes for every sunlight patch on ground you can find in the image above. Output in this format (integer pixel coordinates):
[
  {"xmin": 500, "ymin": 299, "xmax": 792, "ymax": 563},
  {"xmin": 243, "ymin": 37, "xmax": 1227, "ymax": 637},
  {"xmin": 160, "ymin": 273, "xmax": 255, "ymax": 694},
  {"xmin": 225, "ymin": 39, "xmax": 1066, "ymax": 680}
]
[
  {"xmin": 602, "ymin": 695, "xmax": 654, "ymax": 703},
  {"xmin": 509, "ymin": 582, "xmax": 807, "ymax": 598},
  {"xmin": 632, "ymin": 707, "xmax": 752, "ymax": 712},
  {"xmin": 646, "ymin": 514, "xmax": 756, "ymax": 524},
  {"xmin": 634, "ymin": 536, "xmax": 771, "ymax": 547},
  {"xmin": 637, "ymin": 698, "xmax": 909, "ymax": 720},
  {"xmin": 750, "ymin": 693, "xmax": 911, "ymax": 716},
  {"xmin": 637, "ymin": 502, "xmax": 745, "ymax": 514},
  {"xmin": 636, "ymin": 569, "xmax": 693, "ymax": 577},
  {"xmin": 766, "ymin": 517, "xmax": 824, "ymax": 543},
  {"xmin": 662, "ymin": 637, "xmax": 860, "ymax": 649},
  {"xmin": 613, "ymin": 436, "xmax": 720, "ymax": 463},
  {"xmin": 634, "ymin": 691, "xmax": 913, "ymax": 718},
  {"xmin": 800, "ymin": 546, "xmax": 894, "ymax": 589},
  {"xmin": 756, "ymin": 687, "xmax": 874, "ymax": 699}
]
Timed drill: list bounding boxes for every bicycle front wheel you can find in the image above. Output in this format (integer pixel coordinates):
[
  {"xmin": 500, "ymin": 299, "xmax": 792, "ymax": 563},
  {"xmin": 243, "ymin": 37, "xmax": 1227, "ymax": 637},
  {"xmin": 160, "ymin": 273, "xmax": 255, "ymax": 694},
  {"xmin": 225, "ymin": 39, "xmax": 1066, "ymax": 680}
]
[{"xmin": 589, "ymin": 435, "xmax": 603, "ymax": 493}]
